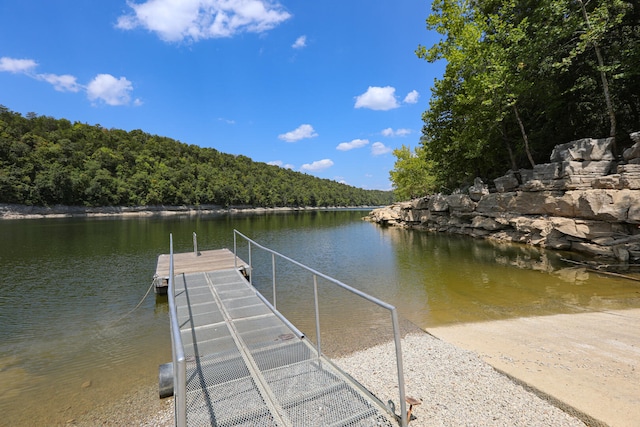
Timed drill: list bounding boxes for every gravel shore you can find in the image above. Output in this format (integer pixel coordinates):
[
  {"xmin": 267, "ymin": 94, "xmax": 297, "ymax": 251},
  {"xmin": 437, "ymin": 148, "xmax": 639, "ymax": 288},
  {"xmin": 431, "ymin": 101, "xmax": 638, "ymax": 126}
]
[
  {"xmin": 333, "ymin": 332, "xmax": 586, "ymax": 427},
  {"xmin": 118, "ymin": 331, "xmax": 584, "ymax": 427}
]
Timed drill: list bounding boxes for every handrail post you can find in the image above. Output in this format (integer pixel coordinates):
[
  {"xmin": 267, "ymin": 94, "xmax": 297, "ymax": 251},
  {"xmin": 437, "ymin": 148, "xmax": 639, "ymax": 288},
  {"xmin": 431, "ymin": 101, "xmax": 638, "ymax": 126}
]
[
  {"xmin": 193, "ymin": 232, "xmax": 198, "ymax": 256},
  {"xmin": 271, "ymin": 253, "xmax": 277, "ymax": 309},
  {"xmin": 313, "ymin": 274, "xmax": 322, "ymax": 358},
  {"xmin": 168, "ymin": 234, "xmax": 186, "ymax": 427},
  {"xmin": 248, "ymin": 241, "xmax": 252, "ymax": 286},
  {"xmin": 391, "ymin": 308, "xmax": 407, "ymax": 427},
  {"xmin": 233, "ymin": 230, "xmax": 237, "ymax": 269}
]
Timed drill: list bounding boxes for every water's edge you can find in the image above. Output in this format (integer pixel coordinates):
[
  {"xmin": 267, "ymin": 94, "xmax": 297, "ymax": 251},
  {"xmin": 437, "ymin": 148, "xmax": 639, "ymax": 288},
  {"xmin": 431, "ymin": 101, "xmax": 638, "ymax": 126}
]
[{"xmin": 0, "ymin": 203, "xmax": 379, "ymax": 220}]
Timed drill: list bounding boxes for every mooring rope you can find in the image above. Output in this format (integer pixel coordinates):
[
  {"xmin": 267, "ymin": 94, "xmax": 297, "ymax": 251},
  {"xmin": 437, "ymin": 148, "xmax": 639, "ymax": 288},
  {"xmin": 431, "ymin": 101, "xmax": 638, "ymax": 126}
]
[{"xmin": 109, "ymin": 277, "xmax": 157, "ymax": 326}]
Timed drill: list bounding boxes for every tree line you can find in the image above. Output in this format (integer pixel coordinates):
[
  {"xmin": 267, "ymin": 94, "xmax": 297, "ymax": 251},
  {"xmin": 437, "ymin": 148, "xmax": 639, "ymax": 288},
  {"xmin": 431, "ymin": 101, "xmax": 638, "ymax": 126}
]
[
  {"xmin": 0, "ymin": 106, "xmax": 393, "ymax": 208},
  {"xmin": 391, "ymin": 0, "xmax": 639, "ymax": 199}
]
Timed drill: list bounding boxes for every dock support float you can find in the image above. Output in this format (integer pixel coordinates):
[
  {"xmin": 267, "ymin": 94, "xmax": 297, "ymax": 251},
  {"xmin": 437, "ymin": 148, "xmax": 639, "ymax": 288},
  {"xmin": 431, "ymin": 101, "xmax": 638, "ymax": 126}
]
[{"xmin": 158, "ymin": 362, "xmax": 173, "ymax": 398}]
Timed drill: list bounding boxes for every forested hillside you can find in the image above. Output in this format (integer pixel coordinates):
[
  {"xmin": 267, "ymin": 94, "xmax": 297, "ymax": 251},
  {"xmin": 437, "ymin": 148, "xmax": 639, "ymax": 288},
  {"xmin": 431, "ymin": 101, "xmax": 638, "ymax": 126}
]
[
  {"xmin": 391, "ymin": 0, "xmax": 639, "ymax": 199},
  {"xmin": 0, "ymin": 107, "xmax": 393, "ymax": 208}
]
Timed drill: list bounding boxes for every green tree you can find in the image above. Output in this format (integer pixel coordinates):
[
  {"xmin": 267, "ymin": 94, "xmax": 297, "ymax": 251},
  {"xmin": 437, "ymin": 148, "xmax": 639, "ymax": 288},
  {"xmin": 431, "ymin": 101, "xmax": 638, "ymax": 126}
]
[
  {"xmin": 389, "ymin": 145, "xmax": 436, "ymax": 200},
  {"xmin": 554, "ymin": 0, "xmax": 631, "ymax": 154},
  {"xmin": 0, "ymin": 106, "xmax": 394, "ymax": 208},
  {"xmin": 412, "ymin": 0, "xmax": 639, "ymax": 191}
]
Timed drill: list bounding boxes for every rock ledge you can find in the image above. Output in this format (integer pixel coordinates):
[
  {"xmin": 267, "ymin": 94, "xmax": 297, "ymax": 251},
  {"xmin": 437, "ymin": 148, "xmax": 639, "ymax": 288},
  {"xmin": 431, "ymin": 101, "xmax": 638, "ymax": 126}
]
[{"xmin": 365, "ymin": 133, "xmax": 640, "ymax": 261}]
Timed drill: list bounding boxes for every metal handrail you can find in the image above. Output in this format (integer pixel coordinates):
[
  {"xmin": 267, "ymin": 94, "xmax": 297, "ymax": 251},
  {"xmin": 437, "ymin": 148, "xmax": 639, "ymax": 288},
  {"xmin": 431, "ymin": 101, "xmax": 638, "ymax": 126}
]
[
  {"xmin": 232, "ymin": 229, "xmax": 408, "ymax": 426},
  {"xmin": 167, "ymin": 234, "xmax": 187, "ymax": 427}
]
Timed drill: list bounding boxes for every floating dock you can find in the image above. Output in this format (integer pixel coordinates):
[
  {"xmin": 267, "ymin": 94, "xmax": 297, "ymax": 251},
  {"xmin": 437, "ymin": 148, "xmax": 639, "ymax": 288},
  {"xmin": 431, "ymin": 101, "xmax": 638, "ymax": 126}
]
[
  {"xmin": 154, "ymin": 249, "xmax": 249, "ymax": 294},
  {"xmin": 158, "ymin": 235, "xmax": 405, "ymax": 426}
]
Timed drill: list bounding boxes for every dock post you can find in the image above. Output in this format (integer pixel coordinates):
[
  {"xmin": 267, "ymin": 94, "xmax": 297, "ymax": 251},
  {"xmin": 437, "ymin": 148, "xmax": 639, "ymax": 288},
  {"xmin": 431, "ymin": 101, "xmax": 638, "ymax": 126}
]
[{"xmin": 193, "ymin": 232, "xmax": 198, "ymax": 256}]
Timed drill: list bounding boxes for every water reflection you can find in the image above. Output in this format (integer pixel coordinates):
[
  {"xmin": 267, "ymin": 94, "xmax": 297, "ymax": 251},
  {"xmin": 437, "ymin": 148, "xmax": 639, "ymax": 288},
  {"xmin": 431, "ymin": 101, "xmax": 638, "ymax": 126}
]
[{"xmin": 374, "ymin": 227, "xmax": 640, "ymax": 327}]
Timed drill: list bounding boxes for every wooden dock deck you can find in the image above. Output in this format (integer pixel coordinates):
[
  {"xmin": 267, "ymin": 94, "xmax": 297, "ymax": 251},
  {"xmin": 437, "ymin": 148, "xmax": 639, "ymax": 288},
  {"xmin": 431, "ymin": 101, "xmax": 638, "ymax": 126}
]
[
  {"xmin": 161, "ymin": 248, "xmax": 399, "ymax": 426},
  {"xmin": 155, "ymin": 248, "xmax": 248, "ymax": 277}
]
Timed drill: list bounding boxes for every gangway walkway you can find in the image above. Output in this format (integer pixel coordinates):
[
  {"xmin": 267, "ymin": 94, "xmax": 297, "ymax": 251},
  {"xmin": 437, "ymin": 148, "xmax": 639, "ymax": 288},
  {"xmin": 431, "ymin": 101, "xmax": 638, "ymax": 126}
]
[{"xmin": 161, "ymin": 233, "xmax": 406, "ymax": 427}]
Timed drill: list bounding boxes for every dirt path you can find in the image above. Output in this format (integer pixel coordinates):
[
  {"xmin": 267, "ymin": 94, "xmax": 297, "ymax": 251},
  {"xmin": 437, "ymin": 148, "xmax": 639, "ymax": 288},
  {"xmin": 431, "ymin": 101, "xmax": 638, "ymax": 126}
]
[{"xmin": 427, "ymin": 309, "xmax": 640, "ymax": 427}]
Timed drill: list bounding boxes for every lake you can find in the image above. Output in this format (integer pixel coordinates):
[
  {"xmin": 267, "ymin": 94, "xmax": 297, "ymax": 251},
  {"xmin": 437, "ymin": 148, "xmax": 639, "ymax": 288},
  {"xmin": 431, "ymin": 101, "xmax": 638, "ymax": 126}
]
[{"xmin": 1, "ymin": 210, "xmax": 639, "ymax": 425}]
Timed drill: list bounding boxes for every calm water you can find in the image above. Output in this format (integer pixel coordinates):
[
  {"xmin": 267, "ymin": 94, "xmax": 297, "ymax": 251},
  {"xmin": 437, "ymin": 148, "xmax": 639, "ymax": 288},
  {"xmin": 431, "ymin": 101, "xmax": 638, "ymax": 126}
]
[{"xmin": 1, "ymin": 210, "xmax": 639, "ymax": 425}]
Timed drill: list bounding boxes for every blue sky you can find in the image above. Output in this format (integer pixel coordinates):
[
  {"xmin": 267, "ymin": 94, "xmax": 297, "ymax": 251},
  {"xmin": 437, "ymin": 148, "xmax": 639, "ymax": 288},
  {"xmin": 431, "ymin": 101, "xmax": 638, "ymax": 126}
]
[{"xmin": 0, "ymin": 0, "xmax": 444, "ymax": 190}]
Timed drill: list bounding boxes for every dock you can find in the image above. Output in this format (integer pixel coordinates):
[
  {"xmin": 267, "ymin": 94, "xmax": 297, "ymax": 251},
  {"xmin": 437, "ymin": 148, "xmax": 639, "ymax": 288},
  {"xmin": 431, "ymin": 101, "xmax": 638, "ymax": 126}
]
[
  {"xmin": 154, "ymin": 249, "xmax": 249, "ymax": 294},
  {"xmin": 158, "ymin": 232, "xmax": 406, "ymax": 426},
  {"xmin": 156, "ymin": 249, "xmax": 249, "ymax": 277}
]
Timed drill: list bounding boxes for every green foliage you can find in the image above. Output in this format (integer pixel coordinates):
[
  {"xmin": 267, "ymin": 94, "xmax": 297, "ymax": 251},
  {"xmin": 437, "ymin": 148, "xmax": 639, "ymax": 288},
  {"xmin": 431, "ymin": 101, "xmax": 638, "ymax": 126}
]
[
  {"xmin": 0, "ymin": 107, "xmax": 393, "ymax": 208},
  {"xmin": 389, "ymin": 145, "xmax": 437, "ymax": 200},
  {"xmin": 404, "ymin": 0, "xmax": 640, "ymax": 193}
]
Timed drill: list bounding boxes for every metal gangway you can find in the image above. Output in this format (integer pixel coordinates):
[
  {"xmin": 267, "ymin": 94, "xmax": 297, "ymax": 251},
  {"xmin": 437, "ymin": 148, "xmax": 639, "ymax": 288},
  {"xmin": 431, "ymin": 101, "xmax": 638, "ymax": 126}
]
[{"xmin": 165, "ymin": 230, "xmax": 408, "ymax": 426}]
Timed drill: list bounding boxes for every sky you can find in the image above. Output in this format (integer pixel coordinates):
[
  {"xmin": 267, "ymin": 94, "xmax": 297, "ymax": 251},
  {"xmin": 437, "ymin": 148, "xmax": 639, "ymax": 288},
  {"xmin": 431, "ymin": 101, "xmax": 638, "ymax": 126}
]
[{"xmin": 0, "ymin": 0, "xmax": 444, "ymax": 191}]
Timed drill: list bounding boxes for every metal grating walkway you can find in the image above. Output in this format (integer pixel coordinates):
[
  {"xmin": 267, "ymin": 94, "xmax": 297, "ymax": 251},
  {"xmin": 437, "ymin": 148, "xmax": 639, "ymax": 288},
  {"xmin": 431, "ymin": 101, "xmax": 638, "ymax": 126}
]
[{"xmin": 174, "ymin": 267, "xmax": 397, "ymax": 427}]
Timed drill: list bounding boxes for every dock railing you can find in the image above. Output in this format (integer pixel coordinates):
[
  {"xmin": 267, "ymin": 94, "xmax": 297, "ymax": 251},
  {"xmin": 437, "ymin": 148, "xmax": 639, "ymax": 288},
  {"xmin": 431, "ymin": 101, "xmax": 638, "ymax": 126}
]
[
  {"xmin": 233, "ymin": 229, "xmax": 408, "ymax": 426},
  {"xmin": 167, "ymin": 234, "xmax": 187, "ymax": 427}
]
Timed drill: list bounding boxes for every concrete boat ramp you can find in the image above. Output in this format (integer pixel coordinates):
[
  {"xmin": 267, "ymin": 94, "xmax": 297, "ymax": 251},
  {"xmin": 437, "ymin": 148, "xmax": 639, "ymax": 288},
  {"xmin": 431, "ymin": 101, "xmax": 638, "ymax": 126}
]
[{"xmin": 428, "ymin": 308, "xmax": 640, "ymax": 427}]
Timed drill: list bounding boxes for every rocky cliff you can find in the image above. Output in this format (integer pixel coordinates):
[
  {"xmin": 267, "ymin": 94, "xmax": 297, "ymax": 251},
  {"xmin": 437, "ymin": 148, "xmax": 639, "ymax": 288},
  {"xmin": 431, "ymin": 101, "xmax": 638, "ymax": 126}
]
[{"xmin": 365, "ymin": 132, "xmax": 640, "ymax": 262}]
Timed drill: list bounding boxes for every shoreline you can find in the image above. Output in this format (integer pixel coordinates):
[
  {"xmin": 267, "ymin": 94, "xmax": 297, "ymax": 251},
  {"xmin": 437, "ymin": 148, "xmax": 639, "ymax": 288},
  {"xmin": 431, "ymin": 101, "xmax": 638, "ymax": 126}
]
[
  {"xmin": 70, "ymin": 382, "xmax": 174, "ymax": 427},
  {"xmin": 0, "ymin": 203, "xmax": 377, "ymax": 220},
  {"xmin": 130, "ymin": 309, "xmax": 640, "ymax": 426}
]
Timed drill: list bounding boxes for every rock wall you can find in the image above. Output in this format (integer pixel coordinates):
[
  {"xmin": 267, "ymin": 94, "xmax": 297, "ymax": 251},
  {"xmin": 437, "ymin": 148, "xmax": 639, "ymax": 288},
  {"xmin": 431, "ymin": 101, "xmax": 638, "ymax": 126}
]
[{"xmin": 365, "ymin": 132, "xmax": 640, "ymax": 261}]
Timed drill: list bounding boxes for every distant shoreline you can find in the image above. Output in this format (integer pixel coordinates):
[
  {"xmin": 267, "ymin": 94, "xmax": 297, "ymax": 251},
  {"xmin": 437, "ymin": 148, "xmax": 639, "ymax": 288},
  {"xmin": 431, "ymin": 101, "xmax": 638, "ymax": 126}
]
[{"xmin": 0, "ymin": 203, "xmax": 377, "ymax": 220}]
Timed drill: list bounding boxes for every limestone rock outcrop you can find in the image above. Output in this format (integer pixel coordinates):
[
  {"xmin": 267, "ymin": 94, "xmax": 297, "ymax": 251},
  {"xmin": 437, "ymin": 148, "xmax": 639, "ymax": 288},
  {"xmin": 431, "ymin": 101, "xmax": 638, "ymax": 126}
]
[{"xmin": 365, "ymin": 132, "xmax": 640, "ymax": 261}]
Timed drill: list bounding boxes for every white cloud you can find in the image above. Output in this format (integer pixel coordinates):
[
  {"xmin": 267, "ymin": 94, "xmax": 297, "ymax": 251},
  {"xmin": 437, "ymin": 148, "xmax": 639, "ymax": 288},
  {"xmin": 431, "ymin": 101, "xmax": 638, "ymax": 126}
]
[
  {"xmin": 278, "ymin": 124, "xmax": 318, "ymax": 142},
  {"xmin": 403, "ymin": 89, "xmax": 419, "ymax": 104},
  {"xmin": 381, "ymin": 127, "xmax": 411, "ymax": 137},
  {"xmin": 354, "ymin": 86, "xmax": 399, "ymax": 111},
  {"xmin": 371, "ymin": 142, "xmax": 392, "ymax": 156},
  {"xmin": 336, "ymin": 138, "xmax": 369, "ymax": 151},
  {"xmin": 0, "ymin": 56, "xmax": 138, "ymax": 106},
  {"xmin": 292, "ymin": 35, "xmax": 306, "ymax": 49},
  {"xmin": 117, "ymin": 0, "xmax": 291, "ymax": 42},
  {"xmin": 87, "ymin": 74, "xmax": 134, "ymax": 106},
  {"xmin": 301, "ymin": 159, "xmax": 334, "ymax": 172},
  {"xmin": 38, "ymin": 74, "xmax": 81, "ymax": 92},
  {"xmin": 267, "ymin": 160, "xmax": 294, "ymax": 169},
  {"xmin": 0, "ymin": 56, "xmax": 81, "ymax": 92},
  {"xmin": 217, "ymin": 117, "xmax": 236, "ymax": 125},
  {"xmin": 0, "ymin": 57, "xmax": 38, "ymax": 73}
]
